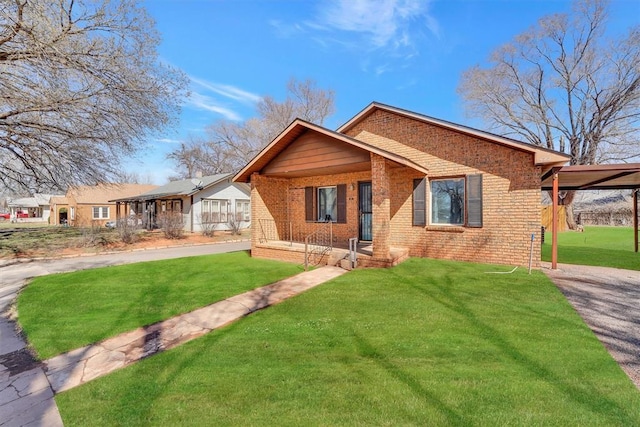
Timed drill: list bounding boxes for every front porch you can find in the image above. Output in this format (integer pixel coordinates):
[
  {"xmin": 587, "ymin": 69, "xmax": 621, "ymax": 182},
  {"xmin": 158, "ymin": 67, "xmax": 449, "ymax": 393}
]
[{"xmin": 254, "ymin": 219, "xmax": 409, "ymax": 269}]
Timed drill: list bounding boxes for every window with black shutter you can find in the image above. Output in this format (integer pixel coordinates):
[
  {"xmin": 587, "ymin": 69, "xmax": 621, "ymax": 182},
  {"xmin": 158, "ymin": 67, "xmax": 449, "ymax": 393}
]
[
  {"xmin": 466, "ymin": 174, "xmax": 483, "ymax": 227},
  {"xmin": 413, "ymin": 178, "xmax": 426, "ymax": 226},
  {"xmin": 336, "ymin": 184, "xmax": 346, "ymax": 223},
  {"xmin": 305, "ymin": 185, "xmax": 347, "ymax": 223},
  {"xmin": 305, "ymin": 187, "xmax": 314, "ymax": 221}
]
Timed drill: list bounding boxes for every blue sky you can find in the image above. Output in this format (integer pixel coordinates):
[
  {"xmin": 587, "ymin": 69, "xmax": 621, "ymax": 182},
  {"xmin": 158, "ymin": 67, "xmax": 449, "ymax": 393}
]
[{"xmin": 129, "ymin": 0, "xmax": 640, "ymax": 184}]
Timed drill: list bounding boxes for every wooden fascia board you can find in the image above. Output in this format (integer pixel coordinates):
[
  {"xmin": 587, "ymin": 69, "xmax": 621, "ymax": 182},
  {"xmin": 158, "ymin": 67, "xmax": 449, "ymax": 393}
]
[
  {"xmin": 233, "ymin": 119, "xmax": 429, "ymax": 181},
  {"xmin": 233, "ymin": 119, "xmax": 305, "ymax": 183}
]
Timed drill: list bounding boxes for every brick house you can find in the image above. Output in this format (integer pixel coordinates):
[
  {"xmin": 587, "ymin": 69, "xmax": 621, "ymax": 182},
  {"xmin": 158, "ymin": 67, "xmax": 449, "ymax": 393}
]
[
  {"xmin": 50, "ymin": 183, "xmax": 157, "ymax": 227},
  {"xmin": 234, "ymin": 103, "xmax": 569, "ymax": 268}
]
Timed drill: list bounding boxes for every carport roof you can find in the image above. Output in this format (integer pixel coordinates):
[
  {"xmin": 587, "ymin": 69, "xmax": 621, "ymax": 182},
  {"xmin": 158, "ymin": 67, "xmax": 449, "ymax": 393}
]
[{"xmin": 541, "ymin": 163, "xmax": 640, "ymax": 190}]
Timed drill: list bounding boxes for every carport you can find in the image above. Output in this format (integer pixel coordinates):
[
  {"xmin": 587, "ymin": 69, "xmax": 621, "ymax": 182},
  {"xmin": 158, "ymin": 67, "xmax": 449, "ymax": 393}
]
[{"xmin": 541, "ymin": 163, "xmax": 640, "ymax": 269}]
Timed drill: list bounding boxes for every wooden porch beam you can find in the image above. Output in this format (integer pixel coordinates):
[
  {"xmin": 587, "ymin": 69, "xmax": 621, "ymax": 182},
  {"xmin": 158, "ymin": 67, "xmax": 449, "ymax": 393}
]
[
  {"xmin": 634, "ymin": 189, "xmax": 638, "ymax": 253},
  {"xmin": 552, "ymin": 171, "xmax": 559, "ymax": 270}
]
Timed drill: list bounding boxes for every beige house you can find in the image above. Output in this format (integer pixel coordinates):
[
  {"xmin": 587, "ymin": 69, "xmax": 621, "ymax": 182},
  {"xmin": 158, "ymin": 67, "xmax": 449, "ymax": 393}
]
[
  {"xmin": 50, "ymin": 184, "xmax": 157, "ymax": 227},
  {"xmin": 111, "ymin": 174, "xmax": 250, "ymax": 232}
]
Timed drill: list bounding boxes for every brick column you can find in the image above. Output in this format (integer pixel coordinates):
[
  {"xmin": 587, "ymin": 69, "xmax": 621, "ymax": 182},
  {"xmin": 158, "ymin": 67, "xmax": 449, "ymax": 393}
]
[{"xmin": 371, "ymin": 153, "xmax": 391, "ymax": 259}]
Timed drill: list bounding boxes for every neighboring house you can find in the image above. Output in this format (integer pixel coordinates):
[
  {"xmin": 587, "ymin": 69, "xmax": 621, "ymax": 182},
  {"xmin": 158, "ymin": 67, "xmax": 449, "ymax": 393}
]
[
  {"xmin": 50, "ymin": 184, "xmax": 157, "ymax": 227},
  {"xmin": 234, "ymin": 102, "xmax": 570, "ymax": 268},
  {"xmin": 111, "ymin": 174, "xmax": 251, "ymax": 233},
  {"xmin": 6, "ymin": 193, "xmax": 64, "ymax": 222}
]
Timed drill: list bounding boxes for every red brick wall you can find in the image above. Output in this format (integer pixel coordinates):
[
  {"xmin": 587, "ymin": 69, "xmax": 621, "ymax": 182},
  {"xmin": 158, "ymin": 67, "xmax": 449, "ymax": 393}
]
[
  {"xmin": 251, "ymin": 171, "xmax": 370, "ymax": 247},
  {"xmin": 344, "ymin": 109, "xmax": 542, "ymax": 267}
]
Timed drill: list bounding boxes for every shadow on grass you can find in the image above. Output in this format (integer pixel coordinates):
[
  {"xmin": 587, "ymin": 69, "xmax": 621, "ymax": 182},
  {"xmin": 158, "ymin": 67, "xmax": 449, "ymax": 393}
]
[
  {"xmin": 407, "ymin": 274, "xmax": 637, "ymax": 424},
  {"xmin": 351, "ymin": 331, "xmax": 465, "ymax": 425}
]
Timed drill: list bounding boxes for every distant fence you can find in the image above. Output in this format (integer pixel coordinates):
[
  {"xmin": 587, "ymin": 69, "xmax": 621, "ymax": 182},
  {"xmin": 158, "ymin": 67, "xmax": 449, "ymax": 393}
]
[
  {"xmin": 541, "ymin": 206, "xmax": 568, "ymax": 232},
  {"xmin": 576, "ymin": 211, "xmax": 633, "ymax": 226}
]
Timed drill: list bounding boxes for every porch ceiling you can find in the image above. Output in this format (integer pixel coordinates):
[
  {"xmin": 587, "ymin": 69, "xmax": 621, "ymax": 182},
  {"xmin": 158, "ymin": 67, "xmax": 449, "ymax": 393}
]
[{"xmin": 541, "ymin": 163, "xmax": 640, "ymax": 190}]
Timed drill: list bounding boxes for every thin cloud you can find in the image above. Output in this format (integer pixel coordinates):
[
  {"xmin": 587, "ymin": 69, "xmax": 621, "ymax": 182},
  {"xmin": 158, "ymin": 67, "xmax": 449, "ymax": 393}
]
[
  {"xmin": 316, "ymin": 0, "xmax": 439, "ymax": 48},
  {"xmin": 190, "ymin": 77, "xmax": 261, "ymax": 105},
  {"xmin": 187, "ymin": 91, "xmax": 242, "ymax": 121},
  {"xmin": 155, "ymin": 138, "xmax": 181, "ymax": 144}
]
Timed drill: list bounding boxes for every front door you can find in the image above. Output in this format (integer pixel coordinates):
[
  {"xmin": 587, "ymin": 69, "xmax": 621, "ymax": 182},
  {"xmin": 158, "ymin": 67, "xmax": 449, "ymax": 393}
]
[{"xmin": 359, "ymin": 182, "xmax": 372, "ymax": 241}]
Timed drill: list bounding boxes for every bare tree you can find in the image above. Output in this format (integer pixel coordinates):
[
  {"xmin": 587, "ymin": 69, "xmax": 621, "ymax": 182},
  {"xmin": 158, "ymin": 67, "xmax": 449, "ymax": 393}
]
[
  {"xmin": 0, "ymin": 0, "xmax": 189, "ymax": 193},
  {"xmin": 166, "ymin": 135, "xmax": 234, "ymax": 179},
  {"xmin": 168, "ymin": 78, "xmax": 335, "ymax": 178},
  {"xmin": 458, "ymin": 0, "xmax": 640, "ymax": 226},
  {"xmin": 115, "ymin": 171, "xmax": 154, "ymax": 185}
]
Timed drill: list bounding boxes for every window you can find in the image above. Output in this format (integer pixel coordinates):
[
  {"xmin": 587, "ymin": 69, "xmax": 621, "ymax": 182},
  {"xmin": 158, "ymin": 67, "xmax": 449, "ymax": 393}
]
[
  {"xmin": 173, "ymin": 200, "xmax": 181, "ymax": 212},
  {"xmin": 429, "ymin": 175, "xmax": 483, "ymax": 227},
  {"xmin": 70, "ymin": 207, "xmax": 75, "ymax": 220},
  {"xmin": 202, "ymin": 199, "xmax": 229, "ymax": 223},
  {"xmin": 92, "ymin": 206, "xmax": 109, "ymax": 219},
  {"xmin": 235, "ymin": 200, "xmax": 250, "ymax": 222},
  {"xmin": 305, "ymin": 185, "xmax": 346, "ymax": 223},
  {"xmin": 431, "ymin": 178, "xmax": 464, "ymax": 225},
  {"xmin": 318, "ymin": 186, "xmax": 337, "ymax": 222}
]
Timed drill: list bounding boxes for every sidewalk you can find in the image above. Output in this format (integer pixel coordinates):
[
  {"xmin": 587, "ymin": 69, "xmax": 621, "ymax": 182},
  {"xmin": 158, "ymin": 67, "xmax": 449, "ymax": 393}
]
[{"xmin": 1, "ymin": 264, "xmax": 346, "ymax": 425}]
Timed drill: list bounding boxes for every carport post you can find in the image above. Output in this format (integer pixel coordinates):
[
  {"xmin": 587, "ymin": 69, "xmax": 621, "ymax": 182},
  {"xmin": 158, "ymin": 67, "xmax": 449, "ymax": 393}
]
[
  {"xmin": 552, "ymin": 171, "xmax": 559, "ymax": 269},
  {"xmin": 634, "ymin": 189, "xmax": 638, "ymax": 253}
]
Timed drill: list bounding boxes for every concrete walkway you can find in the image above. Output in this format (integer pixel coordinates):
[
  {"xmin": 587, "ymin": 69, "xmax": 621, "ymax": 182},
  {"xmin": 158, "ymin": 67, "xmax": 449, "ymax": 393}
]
[
  {"xmin": 1, "ymin": 242, "xmax": 249, "ymax": 427},
  {"xmin": 0, "ymin": 245, "xmax": 347, "ymax": 426},
  {"xmin": 45, "ymin": 266, "xmax": 347, "ymax": 393}
]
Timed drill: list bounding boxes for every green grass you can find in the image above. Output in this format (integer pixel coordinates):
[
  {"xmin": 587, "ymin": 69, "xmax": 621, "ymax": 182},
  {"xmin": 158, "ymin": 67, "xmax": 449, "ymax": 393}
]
[
  {"xmin": 55, "ymin": 258, "xmax": 640, "ymax": 426},
  {"xmin": 542, "ymin": 226, "xmax": 639, "ymax": 270},
  {"xmin": 18, "ymin": 251, "xmax": 303, "ymax": 359}
]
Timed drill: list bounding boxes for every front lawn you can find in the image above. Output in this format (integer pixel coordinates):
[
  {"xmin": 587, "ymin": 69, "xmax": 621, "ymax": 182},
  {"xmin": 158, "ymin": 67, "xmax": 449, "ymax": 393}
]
[
  {"xmin": 56, "ymin": 258, "xmax": 640, "ymax": 426},
  {"xmin": 18, "ymin": 251, "xmax": 303, "ymax": 359},
  {"xmin": 542, "ymin": 226, "xmax": 639, "ymax": 270}
]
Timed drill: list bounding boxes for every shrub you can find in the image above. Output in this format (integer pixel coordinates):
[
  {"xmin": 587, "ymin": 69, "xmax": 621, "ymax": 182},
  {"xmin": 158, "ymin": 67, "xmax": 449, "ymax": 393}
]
[
  {"xmin": 227, "ymin": 216, "xmax": 243, "ymax": 236},
  {"xmin": 157, "ymin": 212, "xmax": 184, "ymax": 239},
  {"xmin": 116, "ymin": 218, "xmax": 139, "ymax": 244},
  {"xmin": 199, "ymin": 214, "xmax": 217, "ymax": 237}
]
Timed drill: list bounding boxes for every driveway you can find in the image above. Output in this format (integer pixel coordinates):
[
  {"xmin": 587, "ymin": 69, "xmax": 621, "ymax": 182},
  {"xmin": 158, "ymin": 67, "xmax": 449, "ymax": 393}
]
[
  {"xmin": 0, "ymin": 241, "xmax": 250, "ymax": 427},
  {"xmin": 543, "ymin": 263, "xmax": 640, "ymax": 389}
]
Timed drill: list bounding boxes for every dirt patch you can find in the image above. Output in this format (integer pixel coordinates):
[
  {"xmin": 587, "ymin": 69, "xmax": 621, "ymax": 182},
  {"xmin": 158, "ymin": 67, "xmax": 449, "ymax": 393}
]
[
  {"xmin": 543, "ymin": 262, "xmax": 640, "ymax": 389},
  {"xmin": 0, "ymin": 228, "xmax": 250, "ymax": 259}
]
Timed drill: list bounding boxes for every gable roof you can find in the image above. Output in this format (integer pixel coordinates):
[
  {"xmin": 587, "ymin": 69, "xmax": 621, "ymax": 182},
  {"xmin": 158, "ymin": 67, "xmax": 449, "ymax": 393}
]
[
  {"xmin": 69, "ymin": 184, "xmax": 158, "ymax": 204},
  {"xmin": 234, "ymin": 119, "xmax": 429, "ymax": 183},
  {"xmin": 8, "ymin": 193, "xmax": 63, "ymax": 208},
  {"xmin": 338, "ymin": 102, "xmax": 570, "ymax": 167},
  {"xmin": 111, "ymin": 174, "xmax": 236, "ymax": 201}
]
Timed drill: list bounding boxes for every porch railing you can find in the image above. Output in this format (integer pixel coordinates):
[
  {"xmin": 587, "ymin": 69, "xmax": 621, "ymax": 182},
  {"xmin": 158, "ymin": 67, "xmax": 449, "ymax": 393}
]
[
  {"xmin": 257, "ymin": 219, "xmax": 333, "ymax": 270},
  {"xmin": 258, "ymin": 219, "xmax": 334, "ymax": 246},
  {"xmin": 304, "ymin": 222, "xmax": 333, "ymax": 270}
]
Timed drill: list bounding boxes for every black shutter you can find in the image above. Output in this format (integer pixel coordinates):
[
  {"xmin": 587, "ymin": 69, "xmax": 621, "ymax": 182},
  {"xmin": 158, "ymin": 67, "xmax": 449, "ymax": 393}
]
[
  {"xmin": 337, "ymin": 184, "xmax": 346, "ymax": 223},
  {"xmin": 467, "ymin": 174, "xmax": 483, "ymax": 227},
  {"xmin": 413, "ymin": 178, "xmax": 426, "ymax": 226},
  {"xmin": 305, "ymin": 187, "xmax": 314, "ymax": 221}
]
